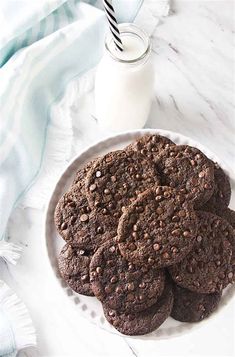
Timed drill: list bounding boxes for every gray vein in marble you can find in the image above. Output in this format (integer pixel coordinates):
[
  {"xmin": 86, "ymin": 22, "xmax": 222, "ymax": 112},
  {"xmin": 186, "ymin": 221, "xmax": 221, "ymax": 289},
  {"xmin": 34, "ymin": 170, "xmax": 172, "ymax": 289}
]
[
  {"xmin": 169, "ymin": 94, "xmax": 182, "ymax": 114},
  {"xmin": 166, "ymin": 56, "xmax": 235, "ymax": 132},
  {"xmin": 123, "ymin": 338, "xmax": 139, "ymax": 357},
  {"xmin": 91, "ymin": 114, "xmax": 98, "ymax": 123},
  {"xmin": 155, "ymin": 95, "xmax": 163, "ymax": 109},
  {"xmin": 168, "ymin": 42, "xmax": 179, "ymax": 54}
]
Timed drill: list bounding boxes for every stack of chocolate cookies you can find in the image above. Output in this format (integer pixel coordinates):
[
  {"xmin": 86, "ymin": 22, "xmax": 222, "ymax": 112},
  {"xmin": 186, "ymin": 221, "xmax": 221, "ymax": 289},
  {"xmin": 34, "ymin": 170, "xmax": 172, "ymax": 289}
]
[{"xmin": 54, "ymin": 134, "xmax": 235, "ymax": 335}]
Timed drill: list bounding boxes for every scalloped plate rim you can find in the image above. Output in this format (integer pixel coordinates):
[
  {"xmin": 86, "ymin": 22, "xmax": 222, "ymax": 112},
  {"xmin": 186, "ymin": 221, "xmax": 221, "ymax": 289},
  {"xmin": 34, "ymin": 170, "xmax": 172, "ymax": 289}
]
[{"xmin": 43, "ymin": 128, "xmax": 235, "ymax": 339}]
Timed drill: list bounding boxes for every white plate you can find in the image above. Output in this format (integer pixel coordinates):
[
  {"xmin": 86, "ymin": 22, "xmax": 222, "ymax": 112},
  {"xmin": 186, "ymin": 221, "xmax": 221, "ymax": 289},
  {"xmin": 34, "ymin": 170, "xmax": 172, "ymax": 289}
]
[{"xmin": 44, "ymin": 128, "xmax": 235, "ymax": 338}]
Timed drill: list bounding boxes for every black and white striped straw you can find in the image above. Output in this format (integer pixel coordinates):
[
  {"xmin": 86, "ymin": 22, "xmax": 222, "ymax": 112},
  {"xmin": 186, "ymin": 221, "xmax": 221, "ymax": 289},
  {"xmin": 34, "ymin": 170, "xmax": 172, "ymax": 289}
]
[{"xmin": 103, "ymin": 0, "xmax": 124, "ymax": 52}]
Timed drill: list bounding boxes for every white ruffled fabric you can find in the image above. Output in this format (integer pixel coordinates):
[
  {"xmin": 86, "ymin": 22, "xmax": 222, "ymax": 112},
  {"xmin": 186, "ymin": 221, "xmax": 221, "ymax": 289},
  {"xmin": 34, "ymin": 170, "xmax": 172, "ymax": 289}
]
[{"xmin": 0, "ymin": 281, "xmax": 36, "ymax": 357}]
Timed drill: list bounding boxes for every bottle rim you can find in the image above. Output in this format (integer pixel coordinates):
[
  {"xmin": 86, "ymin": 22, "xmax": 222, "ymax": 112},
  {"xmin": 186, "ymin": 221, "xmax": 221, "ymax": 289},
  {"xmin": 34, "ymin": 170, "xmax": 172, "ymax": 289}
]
[{"xmin": 105, "ymin": 23, "xmax": 151, "ymax": 64}]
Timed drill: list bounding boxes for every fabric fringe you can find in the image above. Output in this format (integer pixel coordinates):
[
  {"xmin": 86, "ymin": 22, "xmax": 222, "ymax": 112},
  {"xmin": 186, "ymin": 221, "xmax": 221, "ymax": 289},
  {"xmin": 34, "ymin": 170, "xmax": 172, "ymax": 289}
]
[
  {"xmin": 21, "ymin": 70, "xmax": 96, "ymax": 209},
  {"xmin": 0, "ymin": 241, "xmax": 22, "ymax": 265},
  {"xmin": 0, "ymin": 281, "xmax": 36, "ymax": 350},
  {"xmin": 20, "ymin": 80, "xmax": 75, "ymax": 209}
]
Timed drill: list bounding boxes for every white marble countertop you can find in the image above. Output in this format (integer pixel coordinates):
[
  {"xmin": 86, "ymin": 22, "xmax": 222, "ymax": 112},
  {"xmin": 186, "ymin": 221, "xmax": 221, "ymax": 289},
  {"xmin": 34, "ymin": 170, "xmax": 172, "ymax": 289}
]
[{"xmin": 1, "ymin": 1, "xmax": 235, "ymax": 356}]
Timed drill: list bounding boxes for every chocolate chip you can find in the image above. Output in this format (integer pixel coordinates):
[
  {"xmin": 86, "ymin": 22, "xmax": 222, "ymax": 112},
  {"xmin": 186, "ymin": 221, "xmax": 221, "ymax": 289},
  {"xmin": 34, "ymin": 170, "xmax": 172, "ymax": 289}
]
[
  {"xmin": 80, "ymin": 214, "xmax": 89, "ymax": 222},
  {"xmin": 96, "ymin": 267, "xmax": 102, "ymax": 274},
  {"xmin": 105, "ymin": 286, "xmax": 113, "ymax": 294},
  {"xmin": 172, "ymin": 229, "xmax": 181, "ymax": 236},
  {"xmin": 110, "ymin": 276, "xmax": 118, "ymax": 283},
  {"xmin": 178, "ymin": 210, "xmax": 186, "ymax": 217},
  {"xmin": 132, "ymin": 232, "xmax": 138, "ymax": 239},
  {"xmin": 197, "ymin": 235, "xmax": 203, "ymax": 242},
  {"xmin": 107, "ymin": 203, "xmax": 114, "ymax": 211},
  {"xmin": 138, "ymin": 282, "xmax": 145, "ymax": 289},
  {"xmin": 136, "ymin": 206, "xmax": 144, "ymax": 213},
  {"xmin": 85, "ymin": 206, "xmax": 91, "ymax": 213},
  {"xmin": 81, "ymin": 275, "xmax": 89, "ymax": 282},
  {"xmin": 109, "ymin": 246, "xmax": 116, "ymax": 253},
  {"xmin": 153, "ymin": 243, "xmax": 160, "ymax": 251},
  {"xmin": 116, "ymin": 286, "xmax": 123, "ymax": 293},
  {"xmin": 61, "ymin": 222, "xmax": 67, "ymax": 230},
  {"xmin": 163, "ymin": 252, "xmax": 170, "ymax": 259},
  {"xmin": 89, "ymin": 184, "xmax": 97, "ymax": 192},
  {"xmin": 199, "ymin": 171, "xmax": 205, "ymax": 178},
  {"xmin": 70, "ymin": 216, "xmax": 76, "ymax": 224},
  {"xmin": 127, "ymin": 282, "xmax": 135, "ymax": 291},
  {"xmin": 172, "ymin": 215, "xmax": 179, "ymax": 222},
  {"xmin": 128, "ymin": 263, "xmax": 134, "ymax": 270},
  {"xmin": 104, "ymin": 188, "xmax": 110, "ymax": 194},
  {"xmin": 133, "ymin": 224, "xmax": 138, "ymax": 232},
  {"xmin": 171, "ymin": 246, "xmax": 178, "ymax": 254},
  {"xmin": 183, "ymin": 231, "xmax": 191, "ymax": 238},
  {"xmin": 148, "ymin": 257, "xmax": 155, "ymax": 264},
  {"xmin": 95, "ymin": 170, "xmax": 102, "ymax": 178},
  {"xmin": 193, "ymin": 281, "xmax": 200, "ymax": 287},
  {"xmin": 108, "ymin": 310, "xmax": 115, "ymax": 317},
  {"xmin": 155, "ymin": 187, "xmax": 162, "ymax": 195},
  {"xmin": 91, "ymin": 271, "xmax": 97, "ymax": 278},
  {"xmin": 96, "ymin": 226, "xmax": 103, "ymax": 234}
]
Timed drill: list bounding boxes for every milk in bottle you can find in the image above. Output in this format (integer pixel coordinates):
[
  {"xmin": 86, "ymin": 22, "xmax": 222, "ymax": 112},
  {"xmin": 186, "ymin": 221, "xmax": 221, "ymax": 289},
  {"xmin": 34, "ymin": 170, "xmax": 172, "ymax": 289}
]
[{"xmin": 95, "ymin": 24, "xmax": 154, "ymax": 132}]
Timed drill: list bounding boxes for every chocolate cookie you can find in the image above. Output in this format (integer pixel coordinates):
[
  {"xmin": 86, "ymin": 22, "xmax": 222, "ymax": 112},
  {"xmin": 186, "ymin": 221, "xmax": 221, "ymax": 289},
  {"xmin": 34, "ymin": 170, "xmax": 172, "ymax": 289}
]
[
  {"xmin": 58, "ymin": 244, "xmax": 94, "ymax": 296},
  {"xmin": 85, "ymin": 150, "xmax": 161, "ymax": 220},
  {"xmin": 126, "ymin": 134, "xmax": 175, "ymax": 161},
  {"xmin": 54, "ymin": 185, "xmax": 116, "ymax": 251},
  {"xmin": 72, "ymin": 159, "xmax": 98, "ymax": 187},
  {"xmin": 169, "ymin": 211, "xmax": 234, "ymax": 293},
  {"xmin": 171, "ymin": 283, "xmax": 221, "ymax": 322},
  {"xmin": 90, "ymin": 238, "xmax": 165, "ymax": 313},
  {"xmin": 103, "ymin": 281, "xmax": 173, "ymax": 336},
  {"xmin": 202, "ymin": 163, "xmax": 231, "ymax": 212},
  {"xmin": 156, "ymin": 145, "xmax": 215, "ymax": 207},
  {"xmin": 117, "ymin": 186, "xmax": 198, "ymax": 268},
  {"xmin": 218, "ymin": 208, "xmax": 235, "ymax": 229}
]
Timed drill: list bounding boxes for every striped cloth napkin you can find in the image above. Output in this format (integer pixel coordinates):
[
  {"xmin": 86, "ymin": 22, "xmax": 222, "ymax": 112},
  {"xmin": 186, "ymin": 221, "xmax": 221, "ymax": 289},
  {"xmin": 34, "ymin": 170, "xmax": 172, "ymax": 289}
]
[{"xmin": 0, "ymin": 0, "xmax": 170, "ymax": 355}]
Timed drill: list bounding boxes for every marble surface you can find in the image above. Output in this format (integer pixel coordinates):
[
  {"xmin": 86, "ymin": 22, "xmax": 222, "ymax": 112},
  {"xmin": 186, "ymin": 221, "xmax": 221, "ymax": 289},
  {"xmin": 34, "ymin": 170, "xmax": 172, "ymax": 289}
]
[{"xmin": 1, "ymin": 1, "xmax": 235, "ymax": 356}]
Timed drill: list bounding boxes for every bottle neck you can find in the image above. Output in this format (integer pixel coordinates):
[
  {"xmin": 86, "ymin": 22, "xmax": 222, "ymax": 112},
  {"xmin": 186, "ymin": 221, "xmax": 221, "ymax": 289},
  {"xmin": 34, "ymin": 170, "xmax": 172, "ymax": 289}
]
[{"xmin": 105, "ymin": 23, "xmax": 151, "ymax": 66}]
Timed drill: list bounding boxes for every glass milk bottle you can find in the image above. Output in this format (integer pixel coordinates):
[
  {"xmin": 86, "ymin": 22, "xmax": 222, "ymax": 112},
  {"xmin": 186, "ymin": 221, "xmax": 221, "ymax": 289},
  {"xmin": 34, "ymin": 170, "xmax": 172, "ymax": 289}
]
[{"xmin": 95, "ymin": 24, "xmax": 154, "ymax": 132}]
